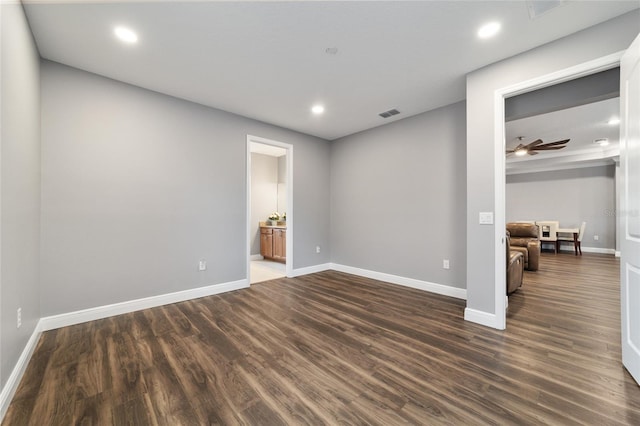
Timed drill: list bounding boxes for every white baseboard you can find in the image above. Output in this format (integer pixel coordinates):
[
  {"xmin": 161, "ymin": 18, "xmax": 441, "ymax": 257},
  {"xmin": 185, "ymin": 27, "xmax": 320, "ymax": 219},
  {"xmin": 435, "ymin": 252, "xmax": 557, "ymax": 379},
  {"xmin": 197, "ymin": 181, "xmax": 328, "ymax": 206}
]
[
  {"xmin": 464, "ymin": 308, "xmax": 503, "ymax": 329},
  {"xmin": 250, "ymin": 254, "xmax": 263, "ymax": 261},
  {"xmin": 1, "ymin": 322, "xmax": 43, "ymax": 421},
  {"xmin": 558, "ymin": 246, "xmax": 615, "ymax": 255},
  {"xmin": 291, "ymin": 263, "xmax": 331, "ymax": 277},
  {"xmin": 39, "ymin": 279, "xmax": 248, "ymax": 331},
  {"xmin": 330, "ymin": 263, "xmax": 467, "ymax": 300},
  {"xmin": 0, "ymin": 264, "xmax": 469, "ymax": 422}
]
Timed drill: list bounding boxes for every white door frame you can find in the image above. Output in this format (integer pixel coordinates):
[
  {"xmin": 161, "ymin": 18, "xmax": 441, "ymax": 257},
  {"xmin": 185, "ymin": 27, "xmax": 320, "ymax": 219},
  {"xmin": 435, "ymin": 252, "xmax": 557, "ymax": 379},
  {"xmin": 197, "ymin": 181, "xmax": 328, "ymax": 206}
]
[
  {"xmin": 619, "ymin": 34, "xmax": 640, "ymax": 385},
  {"xmin": 246, "ymin": 135, "xmax": 293, "ymax": 283},
  {"xmin": 493, "ymin": 52, "xmax": 624, "ymax": 327}
]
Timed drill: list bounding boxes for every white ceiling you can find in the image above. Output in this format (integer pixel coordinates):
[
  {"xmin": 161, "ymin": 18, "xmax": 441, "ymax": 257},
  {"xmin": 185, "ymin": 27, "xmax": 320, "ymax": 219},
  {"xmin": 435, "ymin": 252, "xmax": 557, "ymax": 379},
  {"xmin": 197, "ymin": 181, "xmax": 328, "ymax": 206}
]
[
  {"xmin": 506, "ymin": 97, "xmax": 620, "ymax": 174},
  {"xmin": 23, "ymin": 1, "xmax": 639, "ymax": 140}
]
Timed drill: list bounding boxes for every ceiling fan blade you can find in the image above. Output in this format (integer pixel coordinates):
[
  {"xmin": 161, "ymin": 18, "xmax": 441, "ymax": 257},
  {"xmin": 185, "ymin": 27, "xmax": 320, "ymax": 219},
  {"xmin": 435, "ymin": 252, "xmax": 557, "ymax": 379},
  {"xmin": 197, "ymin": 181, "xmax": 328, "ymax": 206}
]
[
  {"xmin": 545, "ymin": 139, "xmax": 571, "ymax": 145},
  {"xmin": 536, "ymin": 142, "xmax": 569, "ymax": 149},
  {"xmin": 532, "ymin": 145, "xmax": 567, "ymax": 150},
  {"xmin": 536, "ymin": 139, "xmax": 570, "ymax": 148},
  {"xmin": 528, "ymin": 151, "xmax": 539, "ymax": 155},
  {"xmin": 525, "ymin": 139, "xmax": 544, "ymax": 148}
]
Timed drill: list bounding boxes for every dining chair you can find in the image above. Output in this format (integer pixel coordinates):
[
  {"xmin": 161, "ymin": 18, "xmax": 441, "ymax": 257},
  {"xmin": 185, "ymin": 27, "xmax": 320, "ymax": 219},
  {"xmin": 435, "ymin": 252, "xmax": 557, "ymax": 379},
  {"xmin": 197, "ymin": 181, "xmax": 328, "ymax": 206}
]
[{"xmin": 557, "ymin": 221, "xmax": 586, "ymax": 255}]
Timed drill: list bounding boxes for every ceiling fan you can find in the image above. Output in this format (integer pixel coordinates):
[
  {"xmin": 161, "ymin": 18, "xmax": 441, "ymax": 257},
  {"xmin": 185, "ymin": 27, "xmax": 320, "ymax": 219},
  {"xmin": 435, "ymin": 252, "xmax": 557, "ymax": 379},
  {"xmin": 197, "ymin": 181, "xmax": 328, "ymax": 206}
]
[{"xmin": 506, "ymin": 136, "xmax": 570, "ymax": 156}]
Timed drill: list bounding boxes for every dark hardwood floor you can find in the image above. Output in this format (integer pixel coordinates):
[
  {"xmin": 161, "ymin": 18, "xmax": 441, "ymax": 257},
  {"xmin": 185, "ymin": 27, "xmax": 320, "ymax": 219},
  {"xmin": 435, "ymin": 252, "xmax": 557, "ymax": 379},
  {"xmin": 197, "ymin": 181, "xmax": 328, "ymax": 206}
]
[{"xmin": 3, "ymin": 253, "xmax": 639, "ymax": 425}]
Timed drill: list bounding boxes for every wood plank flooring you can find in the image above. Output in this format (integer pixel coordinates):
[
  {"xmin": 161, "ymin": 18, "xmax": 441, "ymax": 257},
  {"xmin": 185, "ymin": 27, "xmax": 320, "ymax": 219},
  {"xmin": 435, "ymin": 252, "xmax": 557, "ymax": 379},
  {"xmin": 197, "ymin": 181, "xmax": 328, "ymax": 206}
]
[{"xmin": 3, "ymin": 253, "xmax": 639, "ymax": 425}]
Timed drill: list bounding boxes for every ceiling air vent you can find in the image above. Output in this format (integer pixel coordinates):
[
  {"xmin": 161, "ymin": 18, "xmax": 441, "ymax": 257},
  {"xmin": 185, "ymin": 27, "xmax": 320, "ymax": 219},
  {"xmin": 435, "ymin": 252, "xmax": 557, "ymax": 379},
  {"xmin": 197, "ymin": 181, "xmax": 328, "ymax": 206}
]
[
  {"xmin": 526, "ymin": 0, "xmax": 566, "ymax": 19},
  {"xmin": 379, "ymin": 108, "xmax": 400, "ymax": 118}
]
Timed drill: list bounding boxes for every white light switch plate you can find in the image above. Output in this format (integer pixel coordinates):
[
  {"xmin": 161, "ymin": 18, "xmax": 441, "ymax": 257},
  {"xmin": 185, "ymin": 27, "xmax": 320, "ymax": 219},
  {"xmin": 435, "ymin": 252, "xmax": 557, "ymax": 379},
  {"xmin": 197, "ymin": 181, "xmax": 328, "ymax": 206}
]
[{"xmin": 479, "ymin": 212, "xmax": 494, "ymax": 225}]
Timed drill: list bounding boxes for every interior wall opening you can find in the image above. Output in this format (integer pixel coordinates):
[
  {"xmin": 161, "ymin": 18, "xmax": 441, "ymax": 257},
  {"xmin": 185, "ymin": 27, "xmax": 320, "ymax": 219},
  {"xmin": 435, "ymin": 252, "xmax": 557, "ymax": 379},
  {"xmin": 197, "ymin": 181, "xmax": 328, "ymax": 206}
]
[
  {"xmin": 246, "ymin": 136, "xmax": 293, "ymax": 284},
  {"xmin": 498, "ymin": 61, "xmax": 623, "ymax": 328}
]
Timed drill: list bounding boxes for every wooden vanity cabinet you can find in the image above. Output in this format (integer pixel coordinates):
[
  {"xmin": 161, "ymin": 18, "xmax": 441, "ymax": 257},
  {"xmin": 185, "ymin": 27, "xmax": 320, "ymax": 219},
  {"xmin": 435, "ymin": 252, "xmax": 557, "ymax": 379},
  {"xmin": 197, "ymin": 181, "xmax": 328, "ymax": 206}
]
[
  {"xmin": 260, "ymin": 226, "xmax": 286, "ymax": 262},
  {"xmin": 260, "ymin": 228, "xmax": 273, "ymax": 258},
  {"xmin": 273, "ymin": 228, "xmax": 286, "ymax": 261}
]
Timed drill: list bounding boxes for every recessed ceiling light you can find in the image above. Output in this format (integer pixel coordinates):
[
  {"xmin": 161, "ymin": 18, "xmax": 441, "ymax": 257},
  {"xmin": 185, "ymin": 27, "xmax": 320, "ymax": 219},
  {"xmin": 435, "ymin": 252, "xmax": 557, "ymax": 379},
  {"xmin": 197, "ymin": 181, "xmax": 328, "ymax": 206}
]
[
  {"xmin": 311, "ymin": 105, "xmax": 325, "ymax": 115},
  {"xmin": 114, "ymin": 26, "xmax": 138, "ymax": 44},
  {"xmin": 477, "ymin": 22, "xmax": 501, "ymax": 39},
  {"xmin": 608, "ymin": 117, "xmax": 620, "ymax": 125},
  {"xmin": 594, "ymin": 138, "xmax": 609, "ymax": 146}
]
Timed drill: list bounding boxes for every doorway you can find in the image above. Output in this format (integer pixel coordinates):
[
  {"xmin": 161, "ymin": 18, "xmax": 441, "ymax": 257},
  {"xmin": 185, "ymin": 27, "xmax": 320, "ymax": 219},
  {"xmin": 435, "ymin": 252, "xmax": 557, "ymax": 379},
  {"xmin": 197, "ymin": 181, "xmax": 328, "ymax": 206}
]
[
  {"xmin": 494, "ymin": 53, "xmax": 624, "ymax": 326},
  {"xmin": 246, "ymin": 135, "xmax": 293, "ymax": 284}
]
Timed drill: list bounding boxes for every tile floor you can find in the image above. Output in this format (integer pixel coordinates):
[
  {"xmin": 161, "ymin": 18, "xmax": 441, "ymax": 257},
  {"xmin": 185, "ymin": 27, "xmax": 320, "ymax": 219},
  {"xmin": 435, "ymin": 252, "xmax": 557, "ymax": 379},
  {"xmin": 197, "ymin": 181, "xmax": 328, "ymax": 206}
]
[{"xmin": 250, "ymin": 259, "xmax": 286, "ymax": 284}]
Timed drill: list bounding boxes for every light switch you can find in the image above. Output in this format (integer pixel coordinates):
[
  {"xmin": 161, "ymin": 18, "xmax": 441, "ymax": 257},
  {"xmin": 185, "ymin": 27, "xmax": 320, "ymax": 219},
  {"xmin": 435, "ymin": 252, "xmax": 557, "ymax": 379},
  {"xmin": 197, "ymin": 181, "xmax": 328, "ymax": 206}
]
[{"xmin": 479, "ymin": 212, "xmax": 494, "ymax": 225}]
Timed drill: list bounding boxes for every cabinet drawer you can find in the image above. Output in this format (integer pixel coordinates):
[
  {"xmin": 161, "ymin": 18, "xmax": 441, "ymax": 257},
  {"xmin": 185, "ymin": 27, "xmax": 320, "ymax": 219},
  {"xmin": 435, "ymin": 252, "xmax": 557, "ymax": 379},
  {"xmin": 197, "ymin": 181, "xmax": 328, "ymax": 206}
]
[{"xmin": 260, "ymin": 228, "xmax": 273, "ymax": 235}]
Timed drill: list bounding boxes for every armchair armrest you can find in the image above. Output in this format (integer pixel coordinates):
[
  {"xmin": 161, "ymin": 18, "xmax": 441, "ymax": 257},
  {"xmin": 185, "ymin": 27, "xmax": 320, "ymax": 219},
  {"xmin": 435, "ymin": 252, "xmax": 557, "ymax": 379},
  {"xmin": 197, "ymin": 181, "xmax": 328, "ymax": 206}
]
[{"xmin": 527, "ymin": 240, "xmax": 541, "ymax": 271}]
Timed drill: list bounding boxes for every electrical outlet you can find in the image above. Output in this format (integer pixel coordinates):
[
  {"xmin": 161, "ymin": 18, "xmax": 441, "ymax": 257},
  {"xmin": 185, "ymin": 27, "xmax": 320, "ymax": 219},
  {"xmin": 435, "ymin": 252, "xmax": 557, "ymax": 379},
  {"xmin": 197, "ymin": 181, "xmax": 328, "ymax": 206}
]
[
  {"xmin": 594, "ymin": 235, "xmax": 599, "ymax": 241},
  {"xmin": 316, "ymin": 246, "xmax": 321, "ymax": 253},
  {"xmin": 17, "ymin": 308, "xmax": 22, "ymax": 329},
  {"xmin": 198, "ymin": 259, "xmax": 207, "ymax": 271},
  {"xmin": 443, "ymin": 259, "xmax": 450, "ymax": 270}
]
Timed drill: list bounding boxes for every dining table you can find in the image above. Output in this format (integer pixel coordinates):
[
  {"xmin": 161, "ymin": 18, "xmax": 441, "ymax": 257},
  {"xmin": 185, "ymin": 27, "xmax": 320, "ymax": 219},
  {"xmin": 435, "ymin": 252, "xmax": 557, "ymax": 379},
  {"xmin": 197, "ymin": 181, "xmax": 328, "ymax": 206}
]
[{"xmin": 557, "ymin": 227, "xmax": 580, "ymax": 255}]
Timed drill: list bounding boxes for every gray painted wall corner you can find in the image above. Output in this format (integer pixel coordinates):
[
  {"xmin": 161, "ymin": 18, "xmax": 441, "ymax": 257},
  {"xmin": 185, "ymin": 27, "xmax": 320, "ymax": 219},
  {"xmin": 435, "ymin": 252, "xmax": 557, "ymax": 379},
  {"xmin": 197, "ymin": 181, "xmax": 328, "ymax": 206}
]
[
  {"xmin": 0, "ymin": 2, "xmax": 42, "ymax": 388},
  {"xmin": 330, "ymin": 101, "xmax": 467, "ymax": 290}
]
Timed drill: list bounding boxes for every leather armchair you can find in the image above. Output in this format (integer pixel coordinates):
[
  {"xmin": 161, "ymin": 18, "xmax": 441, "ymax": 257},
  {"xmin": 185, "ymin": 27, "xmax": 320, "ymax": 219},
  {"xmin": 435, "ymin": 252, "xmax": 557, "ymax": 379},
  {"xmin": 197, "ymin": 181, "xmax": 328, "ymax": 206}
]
[
  {"xmin": 506, "ymin": 231, "xmax": 524, "ymax": 294},
  {"xmin": 506, "ymin": 222, "xmax": 541, "ymax": 271}
]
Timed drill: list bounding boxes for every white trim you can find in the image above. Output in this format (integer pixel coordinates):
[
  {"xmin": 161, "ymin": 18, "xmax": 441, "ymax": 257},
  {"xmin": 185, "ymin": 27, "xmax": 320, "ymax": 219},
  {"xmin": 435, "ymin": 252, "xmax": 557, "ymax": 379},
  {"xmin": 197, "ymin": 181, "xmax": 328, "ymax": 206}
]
[
  {"xmin": 616, "ymin": 251, "xmax": 622, "ymax": 258},
  {"xmin": 291, "ymin": 263, "xmax": 331, "ymax": 277},
  {"xmin": 0, "ymin": 0, "xmax": 3, "ymax": 391},
  {"xmin": 493, "ymin": 86, "xmax": 507, "ymax": 330},
  {"xmin": 464, "ymin": 308, "xmax": 499, "ymax": 329},
  {"xmin": 491, "ymin": 51, "xmax": 624, "ymax": 330},
  {"xmin": 0, "ymin": 322, "xmax": 42, "ymax": 421},
  {"xmin": 246, "ymin": 135, "xmax": 294, "ymax": 283},
  {"xmin": 39, "ymin": 279, "xmax": 247, "ymax": 331},
  {"xmin": 557, "ymin": 246, "xmax": 616, "ymax": 255},
  {"xmin": 330, "ymin": 263, "xmax": 467, "ymax": 300},
  {"xmin": 250, "ymin": 254, "xmax": 263, "ymax": 261}
]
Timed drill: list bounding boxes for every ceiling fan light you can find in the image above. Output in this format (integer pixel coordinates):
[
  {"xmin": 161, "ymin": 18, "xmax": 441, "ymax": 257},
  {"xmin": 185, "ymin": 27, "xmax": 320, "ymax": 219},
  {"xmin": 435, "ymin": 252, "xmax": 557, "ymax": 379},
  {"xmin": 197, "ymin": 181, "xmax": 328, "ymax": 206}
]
[{"xmin": 515, "ymin": 148, "xmax": 528, "ymax": 156}]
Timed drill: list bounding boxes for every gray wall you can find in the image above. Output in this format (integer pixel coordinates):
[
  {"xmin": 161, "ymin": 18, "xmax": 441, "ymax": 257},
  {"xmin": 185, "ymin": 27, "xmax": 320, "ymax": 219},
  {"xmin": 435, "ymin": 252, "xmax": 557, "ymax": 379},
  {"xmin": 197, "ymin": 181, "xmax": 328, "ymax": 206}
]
[
  {"xmin": 506, "ymin": 166, "xmax": 616, "ymax": 250},
  {"xmin": 0, "ymin": 3, "xmax": 41, "ymax": 388},
  {"xmin": 466, "ymin": 11, "xmax": 639, "ymax": 317},
  {"xmin": 330, "ymin": 101, "xmax": 466, "ymax": 289},
  {"xmin": 40, "ymin": 61, "xmax": 331, "ymax": 316},
  {"xmin": 250, "ymin": 153, "xmax": 278, "ymax": 255},
  {"xmin": 277, "ymin": 154, "xmax": 287, "ymax": 214}
]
